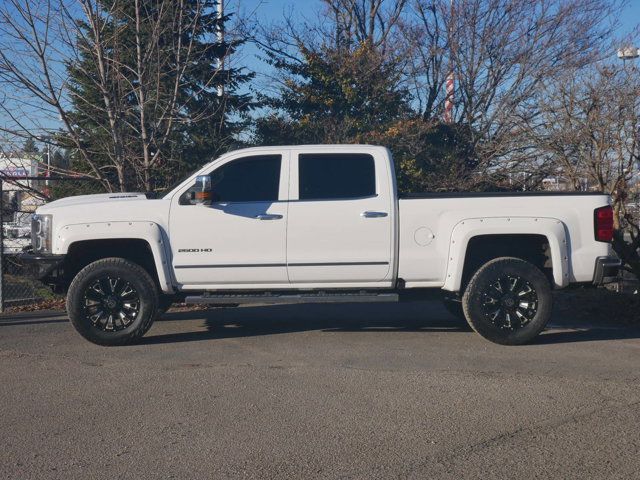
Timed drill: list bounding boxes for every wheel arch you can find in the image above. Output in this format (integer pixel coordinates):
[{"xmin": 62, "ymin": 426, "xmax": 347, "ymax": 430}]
[
  {"xmin": 443, "ymin": 217, "xmax": 569, "ymax": 292},
  {"xmin": 57, "ymin": 222, "xmax": 174, "ymax": 294}
]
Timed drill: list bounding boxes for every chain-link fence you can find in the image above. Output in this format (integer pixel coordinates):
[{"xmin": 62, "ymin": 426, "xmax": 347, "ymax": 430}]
[{"xmin": 0, "ymin": 176, "xmax": 105, "ymax": 311}]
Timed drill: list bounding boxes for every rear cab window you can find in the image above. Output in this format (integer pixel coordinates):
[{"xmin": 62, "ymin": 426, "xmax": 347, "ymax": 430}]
[{"xmin": 298, "ymin": 153, "xmax": 376, "ymax": 201}]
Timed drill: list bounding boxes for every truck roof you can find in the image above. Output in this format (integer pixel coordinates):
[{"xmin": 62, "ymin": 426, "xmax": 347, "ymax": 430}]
[{"xmin": 225, "ymin": 144, "xmax": 389, "ymax": 155}]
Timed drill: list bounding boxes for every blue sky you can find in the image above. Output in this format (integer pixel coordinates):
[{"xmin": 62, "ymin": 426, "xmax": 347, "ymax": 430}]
[
  {"xmin": 620, "ymin": 1, "xmax": 640, "ymax": 35},
  {"xmin": 236, "ymin": 0, "xmax": 640, "ymax": 78},
  {"xmin": 232, "ymin": 0, "xmax": 321, "ymax": 84},
  {"xmin": 238, "ymin": 0, "xmax": 640, "ymax": 31}
]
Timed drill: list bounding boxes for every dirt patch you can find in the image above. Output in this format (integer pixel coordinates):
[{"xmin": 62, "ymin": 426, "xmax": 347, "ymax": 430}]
[
  {"xmin": 9, "ymin": 298, "xmax": 66, "ymax": 312},
  {"xmin": 6, "ymin": 299, "xmax": 207, "ymax": 314}
]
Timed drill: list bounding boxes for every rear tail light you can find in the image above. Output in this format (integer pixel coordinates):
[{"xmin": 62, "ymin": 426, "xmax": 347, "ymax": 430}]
[{"xmin": 594, "ymin": 206, "xmax": 614, "ymax": 242}]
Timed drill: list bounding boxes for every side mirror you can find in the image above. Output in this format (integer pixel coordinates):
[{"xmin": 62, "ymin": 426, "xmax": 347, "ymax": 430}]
[{"xmin": 194, "ymin": 175, "xmax": 213, "ymax": 206}]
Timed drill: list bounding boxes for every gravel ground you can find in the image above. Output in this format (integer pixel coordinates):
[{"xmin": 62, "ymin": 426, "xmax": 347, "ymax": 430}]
[{"xmin": 1, "ymin": 299, "xmax": 639, "ymax": 479}]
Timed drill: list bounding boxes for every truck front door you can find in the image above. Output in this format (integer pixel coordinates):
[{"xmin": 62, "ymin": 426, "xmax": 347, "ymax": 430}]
[{"xmin": 169, "ymin": 152, "xmax": 289, "ymax": 288}]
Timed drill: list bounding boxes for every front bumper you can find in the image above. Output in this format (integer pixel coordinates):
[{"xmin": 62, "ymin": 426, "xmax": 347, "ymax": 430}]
[
  {"xmin": 17, "ymin": 252, "xmax": 65, "ymax": 281},
  {"xmin": 592, "ymin": 256, "xmax": 621, "ymax": 285}
]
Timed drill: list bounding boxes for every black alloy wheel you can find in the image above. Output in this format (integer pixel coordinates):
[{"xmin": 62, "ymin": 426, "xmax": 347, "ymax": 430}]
[
  {"xmin": 67, "ymin": 258, "xmax": 159, "ymax": 346},
  {"xmin": 462, "ymin": 257, "xmax": 552, "ymax": 345},
  {"xmin": 83, "ymin": 276, "xmax": 141, "ymax": 332},
  {"xmin": 479, "ymin": 274, "xmax": 538, "ymax": 331}
]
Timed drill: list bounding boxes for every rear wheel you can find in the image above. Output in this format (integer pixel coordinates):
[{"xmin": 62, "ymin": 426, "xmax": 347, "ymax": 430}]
[
  {"xmin": 462, "ymin": 257, "xmax": 552, "ymax": 345},
  {"xmin": 66, "ymin": 258, "xmax": 159, "ymax": 346}
]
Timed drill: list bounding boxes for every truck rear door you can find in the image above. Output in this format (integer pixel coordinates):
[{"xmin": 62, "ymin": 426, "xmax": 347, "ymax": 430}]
[{"xmin": 286, "ymin": 148, "xmax": 394, "ymax": 285}]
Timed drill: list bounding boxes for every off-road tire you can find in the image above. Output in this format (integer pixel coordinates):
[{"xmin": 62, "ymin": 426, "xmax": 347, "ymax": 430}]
[
  {"xmin": 462, "ymin": 257, "xmax": 552, "ymax": 345},
  {"xmin": 67, "ymin": 257, "xmax": 159, "ymax": 346}
]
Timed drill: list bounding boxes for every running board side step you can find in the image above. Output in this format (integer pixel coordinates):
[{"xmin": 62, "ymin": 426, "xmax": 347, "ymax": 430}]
[{"xmin": 185, "ymin": 292, "xmax": 399, "ymax": 305}]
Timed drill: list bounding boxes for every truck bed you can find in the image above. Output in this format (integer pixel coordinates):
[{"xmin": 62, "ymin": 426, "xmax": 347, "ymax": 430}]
[{"xmin": 396, "ymin": 193, "xmax": 612, "ymax": 289}]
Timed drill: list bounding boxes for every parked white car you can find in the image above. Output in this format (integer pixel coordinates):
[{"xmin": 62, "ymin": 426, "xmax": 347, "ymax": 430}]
[
  {"xmin": 23, "ymin": 145, "xmax": 619, "ymax": 345},
  {"xmin": 3, "ymin": 213, "xmax": 33, "ymax": 254}
]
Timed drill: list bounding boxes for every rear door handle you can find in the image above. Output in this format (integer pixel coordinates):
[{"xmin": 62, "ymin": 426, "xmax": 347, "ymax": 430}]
[
  {"xmin": 361, "ymin": 211, "xmax": 388, "ymax": 218},
  {"xmin": 255, "ymin": 214, "xmax": 283, "ymax": 220}
]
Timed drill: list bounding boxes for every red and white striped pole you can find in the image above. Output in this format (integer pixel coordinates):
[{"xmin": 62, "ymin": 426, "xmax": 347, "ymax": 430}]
[
  {"xmin": 444, "ymin": 72, "xmax": 454, "ymax": 123},
  {"xmin": 444, "ymin": 0, "xmax": 454, "ymax": 123}
]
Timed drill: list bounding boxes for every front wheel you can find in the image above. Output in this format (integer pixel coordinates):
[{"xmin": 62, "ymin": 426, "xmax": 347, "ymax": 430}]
[
  {"xmin": 462, "ymin": 257, "xmax": 552, "ymax": 345},
  {"xmin": 66, "ymin": 258, "xmax": 159, "ymax": 346}
]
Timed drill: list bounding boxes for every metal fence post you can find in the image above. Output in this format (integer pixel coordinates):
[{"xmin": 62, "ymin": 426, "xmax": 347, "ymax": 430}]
[{"xmin": 0, "ymin": 177, "xmax": 4, "ymax": 313}]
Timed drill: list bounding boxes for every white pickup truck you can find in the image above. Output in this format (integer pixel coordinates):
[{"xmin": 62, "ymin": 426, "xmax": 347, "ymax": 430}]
[{"xmin": 24, "ymin": 145, "xmax": 619, "ymax": 346}]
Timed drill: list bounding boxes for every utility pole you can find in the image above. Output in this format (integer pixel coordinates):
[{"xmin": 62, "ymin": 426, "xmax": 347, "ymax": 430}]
[
  {"xmin": 45, "ymin": 143, "xmax": 51, "ymax": 187},
  {"xmin": 444, "ymin": 0, "xmax": 454, "ymax": 123},
  {"xmin": 43, "ymin": 137, "xmax": 57, "ymax": 197},
  {"xmin": 217, "ymin": 0, "xmax": 225, "ymax": 98}
]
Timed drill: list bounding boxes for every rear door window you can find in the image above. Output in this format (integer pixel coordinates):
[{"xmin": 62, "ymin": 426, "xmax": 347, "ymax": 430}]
[{"xmin": 298, "ymin": 153, "xmax": 375, "ymax": 200}]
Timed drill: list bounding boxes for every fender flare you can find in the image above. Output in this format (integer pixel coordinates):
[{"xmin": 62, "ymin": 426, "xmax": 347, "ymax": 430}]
[
  {"xmin": 55, "ymin": 221, "xmax": 174, "ymax": 294},
  {"xmin": 442, "ymin": 217, "xmax": 569, "ymax": 292}
]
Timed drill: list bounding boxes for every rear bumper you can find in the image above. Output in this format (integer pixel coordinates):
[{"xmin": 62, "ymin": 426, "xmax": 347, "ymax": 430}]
[
  {"xmin": 17, "ymin": 253, "xmax": 65, "ymax": 281},
  {"xmin": 592, "ymin": 256, "xmax": 621, "ymax": 285}
]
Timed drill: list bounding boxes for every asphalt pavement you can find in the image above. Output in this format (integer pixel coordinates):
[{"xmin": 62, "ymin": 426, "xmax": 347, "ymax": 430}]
[{"xmin": 1, "ymin": 300, "xmax": 639, "ymax": 479}]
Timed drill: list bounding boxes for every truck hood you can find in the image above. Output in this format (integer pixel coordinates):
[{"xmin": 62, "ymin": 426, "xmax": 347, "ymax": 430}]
[{"xmin": 38, "ymin": 193, "xmax": 148, "ymax": 211}]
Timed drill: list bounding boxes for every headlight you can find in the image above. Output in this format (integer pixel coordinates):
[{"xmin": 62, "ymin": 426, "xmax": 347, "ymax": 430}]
[{"xmin": 31, "ymin": 214, "xmax": 53, "ymax": 253}]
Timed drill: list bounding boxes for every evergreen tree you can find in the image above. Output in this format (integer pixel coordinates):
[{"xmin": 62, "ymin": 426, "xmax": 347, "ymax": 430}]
[
  {"xmin": 64, "ymin": 0, "xmax": 253, "ymax": 192},
  {"xmin": 22, "ymin": 138, "xmax": 39, "ymax": 154},
  {"xmin": 255, "ymin": 43, "xmax": 410, "ymax": 145}
]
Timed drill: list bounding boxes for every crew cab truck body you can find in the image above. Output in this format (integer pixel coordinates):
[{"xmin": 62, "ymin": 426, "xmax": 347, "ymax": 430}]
[{"xmin": 24, "ymin": 145, "xmax": 619, "ymax": 345}]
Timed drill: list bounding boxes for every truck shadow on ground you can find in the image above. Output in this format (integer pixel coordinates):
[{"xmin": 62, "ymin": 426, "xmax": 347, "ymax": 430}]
[
  {"xmin": 0, "ymin": 310, "xmax": 69, "ymax": 327},
  {"xmin": 143, "ymin": 300, "xmax": 640, "ymax": 346}
]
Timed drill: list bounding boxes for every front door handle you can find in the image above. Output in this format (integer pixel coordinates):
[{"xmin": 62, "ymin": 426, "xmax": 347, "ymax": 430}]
[
  {"xmin": 255, "ymin": 214, "xmax": 283, "ymax": 220},
  {"xmin": 361, "ymin": 211, "xmax": 388, "ymax": 218}
]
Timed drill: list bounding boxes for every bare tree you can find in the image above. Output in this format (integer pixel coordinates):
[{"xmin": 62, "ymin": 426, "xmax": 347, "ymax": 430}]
[
  {"xmin": 322, "ymin": 0, "xmax": 408, "ymax": 50},
  {"xmin": 251, "ymin": 0, "xmax": 409, "ymax": 67},
  {"xmin": 534, "ymin": 63, "xmax": 640, "ymax": 279},
  {"xmin": 0, "ymin": 0, "xmax": 232, "ymax": 192},
  {"xmin": 403, "ymin": 0, "xmax": 624, "ymax": 179}
]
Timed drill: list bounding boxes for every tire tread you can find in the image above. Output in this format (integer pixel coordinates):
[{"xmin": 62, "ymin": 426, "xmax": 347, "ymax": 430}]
[
  {"xmin": 66, "ymin": 257, "xmax": 159, "ymax": 346},
  {"xmin": 461, "ymin": 257, "xmax": 552, "ymax": 345}
]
